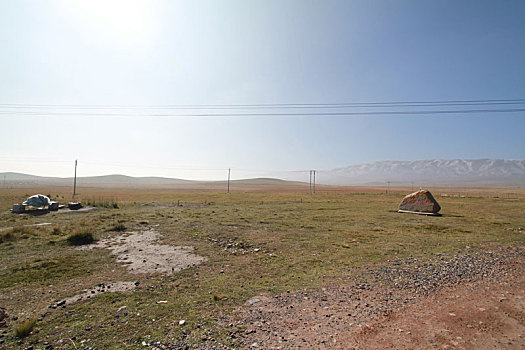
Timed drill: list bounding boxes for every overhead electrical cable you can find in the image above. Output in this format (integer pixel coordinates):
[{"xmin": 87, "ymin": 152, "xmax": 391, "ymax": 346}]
[
  {"xmin": 1, "ymin": 98, "xmax": 524, "ymax": 117},
  {"xmin": 1, "ymin": 98, "xmax": 525, "ymax": 109},
  {"xmin": 1, "ymin": 108, "xmax": 524, "ymax": 118}
]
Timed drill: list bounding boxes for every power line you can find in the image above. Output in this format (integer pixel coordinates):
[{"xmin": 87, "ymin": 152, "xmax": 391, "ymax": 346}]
[
  {"xmin": 1, "ymin": 98, "xmax": 525, "ymax": 109},
  {"xmin": 1, "ymin": 108, "xmax": 524, "ymax": 118},
  {"xmin": 2, "ymin": 98, "xmax": 525, "ymax": 118},
  {"xmin": 1, "ymin": 101, "xmax": 525, "ymax": 110}
]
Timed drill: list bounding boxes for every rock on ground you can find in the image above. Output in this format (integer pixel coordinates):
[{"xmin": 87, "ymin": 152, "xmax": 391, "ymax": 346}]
[{"xmin": 399, "ymin": 190, "xmax": 441, "ymax": 213}]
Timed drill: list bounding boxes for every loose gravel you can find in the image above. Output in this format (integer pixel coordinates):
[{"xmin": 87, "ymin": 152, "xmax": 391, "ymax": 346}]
[{"xmin": 230, "ymin": 246, "xmax": 525, "ymax": 349}]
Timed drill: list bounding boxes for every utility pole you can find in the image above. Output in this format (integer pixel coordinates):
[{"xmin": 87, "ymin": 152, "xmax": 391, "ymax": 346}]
[
  {"xmin": 411, "ymin": 181, "xmax": 414, "ymax": 192},
  {"xmin": 227, "ymin": 168, "xmax": 231, "ymax": 193},
  {"xmin": 309, "ymin": 170, "xmax": 312, "ymax": 194},
  {"xmin": 73, "ymin": 160, "xmax": 77, "ymax": 197},
  {"xmin": 313, "ymin": 170, "xmax": 316, "ymax": 194},
  {"xmin": 386, "ymin": 181, "xmax": 391, "ymax": 195}
]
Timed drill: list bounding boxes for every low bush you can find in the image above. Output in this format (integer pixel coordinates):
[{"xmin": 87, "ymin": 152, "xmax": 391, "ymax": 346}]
[
  {"xmin": 0, "ymin": 231, "xmax": 15, "ymax": 244},
  {"xmin": 67, "ymin": 230, "xmax": 94, "ymax": 246}
]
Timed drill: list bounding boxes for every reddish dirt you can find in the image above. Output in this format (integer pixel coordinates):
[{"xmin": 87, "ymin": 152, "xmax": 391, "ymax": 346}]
[
  {"xmin": 232, "ymin": 247, "xmax": 525, "ymax": 349},
  {"xmin": 349, "ymin": 277, "xmax": 525, "ymax": 350}
]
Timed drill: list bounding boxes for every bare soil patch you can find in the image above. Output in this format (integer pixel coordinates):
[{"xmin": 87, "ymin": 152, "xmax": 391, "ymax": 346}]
[
  {"xmin": 83, "ymin": 228, "xmax": 207, "ymax": 275},
  {"xmin": 232, "ymin": 246, "xmax": 525, "ymax": 349}
]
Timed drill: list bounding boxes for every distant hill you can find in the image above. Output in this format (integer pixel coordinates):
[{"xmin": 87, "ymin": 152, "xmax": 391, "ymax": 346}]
[
  {"xmin": 2, "ymin": 159, "xmax": 524, "ymax": 188},
  {"xmin": 0, "ymin": 172, "xmax": 301, "ymax": 187},
  {"xmin": 0, "ymin": 172, "xmax": 194, "ymax": 185},
  {"xmin": 314, "ymin": 159, "xmax": 525, "ymax": 186}
]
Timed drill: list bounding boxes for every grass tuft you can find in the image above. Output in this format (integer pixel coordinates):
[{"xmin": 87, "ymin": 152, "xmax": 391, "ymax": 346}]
[
  {"xmin": 0, "ymin": 227, "xmax": 35, "ymax": 243},
  {"xmin": 110, "ymin": 224, "xmax": 127, "ymax": 232},
  {"xmin": 67, "ymin": 230, "xmax": 94, "ymax": 246},
  {"xmin": 0, "ymin": 231, "xmax": 15, "ymax": 244},
  {"xmin": 85, "ymin": 200, "xmax": 119, "ymax": 209},
  {"xmin": 14, "ymin": 318, "xmax": 36, "ymax": 338}
]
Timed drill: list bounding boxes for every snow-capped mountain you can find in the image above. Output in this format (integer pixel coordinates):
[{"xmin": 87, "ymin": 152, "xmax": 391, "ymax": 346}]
[{"xmin": 316, "ymin": 159, "xmax": 525, "ymax": 186}]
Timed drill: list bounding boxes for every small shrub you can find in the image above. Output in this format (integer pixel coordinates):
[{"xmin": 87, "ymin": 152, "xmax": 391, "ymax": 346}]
[
  {"xmin": 51, "ymin": 226, "xmax": 62, "ymax": 235},
  {"xmin": 67, "ymin": 230, "xmax": 94, "ymax": 246},
  {"xmin": 110, "ymin": 224, "xmax": 126, "ymax": 232},
  {"xmin": 112, "ymin": 202, "xmax": 119, "ymax": 209},
  {"xmin": 14, "ymin": 318, "xmax": 36, "ymax": 338},
  {"xmin": 0, "ymin": 231, "xmax": 15, "ymax": 244}
]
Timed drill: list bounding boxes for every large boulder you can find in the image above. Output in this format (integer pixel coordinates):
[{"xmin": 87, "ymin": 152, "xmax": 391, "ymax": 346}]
[{"xmin": 399, "ymin": 190, "xmax": 441, "ymax": 213}]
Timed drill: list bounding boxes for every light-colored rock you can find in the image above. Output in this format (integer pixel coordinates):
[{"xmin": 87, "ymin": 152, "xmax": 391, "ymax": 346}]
[
  {"xmin": 247, "ymin": 297, "xmax": 261, "ymax": 305},
  {"xmin": 399, "ymin": 190, "xmax": 441, "ymax": 213}
]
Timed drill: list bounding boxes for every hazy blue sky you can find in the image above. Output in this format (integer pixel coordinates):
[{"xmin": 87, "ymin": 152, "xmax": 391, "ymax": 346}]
[{"xmin": 1, "ymin": 0, "xmax": 524, "ymax": 180}]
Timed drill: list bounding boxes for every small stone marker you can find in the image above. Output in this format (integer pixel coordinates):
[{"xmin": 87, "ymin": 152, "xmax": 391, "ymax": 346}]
[
  {"xmin": 12, "ymin": 204, "xmax": 26, "ymax": 213},
  {"xmin": 68, "ymin": 202, "xmax": 83, "ymax": 210},
  {"xmin": 398, "ymin": 190, "xmax": 441, "ymax": 215}
]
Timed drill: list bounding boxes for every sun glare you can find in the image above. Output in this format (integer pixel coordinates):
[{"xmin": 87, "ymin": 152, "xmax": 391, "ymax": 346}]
[{"xmin": 66, "ymin": 0, "xmax": 153, "ymax": 44}]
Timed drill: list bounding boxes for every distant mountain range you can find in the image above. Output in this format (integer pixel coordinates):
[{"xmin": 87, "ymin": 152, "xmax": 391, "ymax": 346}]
[
  {"xmin": 1, "ymin": 159, "xmax": 524, "ymax": 187},
  {"xmin": 313, "ymin": 159, "xmax": 525, "ymax": 186}
]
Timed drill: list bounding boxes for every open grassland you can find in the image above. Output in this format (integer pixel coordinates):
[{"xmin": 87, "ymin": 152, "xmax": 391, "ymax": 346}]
[{"xmin": 0, "ymin": 185, "xmax": 523, "ymax": 349}]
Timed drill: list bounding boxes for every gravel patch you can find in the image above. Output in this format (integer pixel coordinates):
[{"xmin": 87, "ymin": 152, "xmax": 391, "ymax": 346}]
[
  {"xmin": 230, "ymin": 246, "xmax": 525, "ymax": 349},
  {"xmin": 48, "ymin": 281, "xmax": 138, "ymax": 310}
]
